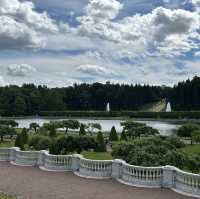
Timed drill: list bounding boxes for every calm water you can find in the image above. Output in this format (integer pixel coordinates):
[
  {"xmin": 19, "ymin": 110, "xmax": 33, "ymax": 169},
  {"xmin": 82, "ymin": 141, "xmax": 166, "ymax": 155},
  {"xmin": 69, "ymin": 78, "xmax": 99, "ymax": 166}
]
[{"xmin": 15, "ymin": 118, "xmax": 180, "ymax": 136}]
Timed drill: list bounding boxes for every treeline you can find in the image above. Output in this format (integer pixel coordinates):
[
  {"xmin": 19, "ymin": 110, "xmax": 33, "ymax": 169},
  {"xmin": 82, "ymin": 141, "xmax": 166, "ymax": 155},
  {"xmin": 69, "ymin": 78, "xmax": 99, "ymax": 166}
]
[
  {"xmin": 171, "ymin": 76, "xmax": 200, "ymax": 110},
  {"xmin": 0, "ymin": 76, "xmax": 200, "ymax": 116},
  {"xmin": 0, "ymin": 83, "xmax": 167, "ymax": 116}
]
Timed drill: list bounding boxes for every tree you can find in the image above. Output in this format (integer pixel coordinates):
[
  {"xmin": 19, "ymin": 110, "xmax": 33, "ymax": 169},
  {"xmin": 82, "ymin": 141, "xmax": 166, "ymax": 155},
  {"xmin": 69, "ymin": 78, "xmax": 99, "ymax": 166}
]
[
  {"xmin": 0, "ymin": 120, "xmax": 18, "ymax": 128},
  {"xmin": 29, "ymin": 123, "xmax": 40, "ymax": 133},
  {"xmin": 192, "ymin": 130, "xmax": 200, "ymax": 143},
  {"xmin": 177, "ymin": 123, "xmax": 200, "ymax": 144},
  {"xmin": 109, "ymin": 126, "xmax": 118, "ymax": 141},
  {"xmin": 15, "ymin": 133, "xmax": 24, "ymax": 150},
  {"xmin": 120, "ymin": 129, "xmax": 127, "ymax": 141},
  {"xmin": 0, "ymin": 125, "xmax": 16, "ymax": 142},
  {"xmin": 62, "ymin": 120, "xmax": 80, "ymax": 134},
  {"xmin": 95, "ymin": 131, "xmax": 106, "ymax": 152},
  {"xmin": 86, "ymin": 123, "xmax": 102, "ymax": 135},
  {"xmin": 79, "ymin": 123, "xmax": 86, "ymax": 136},
  {"xmin": 49, "ymin": 126, "xmax": 57, "ymax": 137},
  {"xmin": 21, "ymin": 128, "xmax": 29, "ymax": 144}
]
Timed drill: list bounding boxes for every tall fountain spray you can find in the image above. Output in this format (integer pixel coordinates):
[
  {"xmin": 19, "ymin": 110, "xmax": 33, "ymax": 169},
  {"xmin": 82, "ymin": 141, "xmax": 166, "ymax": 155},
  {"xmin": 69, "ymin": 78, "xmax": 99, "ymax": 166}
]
[
  {"xmin": 106, "ymin": 103, "xmax": 110, "ymax": 112},
  {"xmin": 166, "ymin": 102, "xmax": 172, "ymax": 112}
]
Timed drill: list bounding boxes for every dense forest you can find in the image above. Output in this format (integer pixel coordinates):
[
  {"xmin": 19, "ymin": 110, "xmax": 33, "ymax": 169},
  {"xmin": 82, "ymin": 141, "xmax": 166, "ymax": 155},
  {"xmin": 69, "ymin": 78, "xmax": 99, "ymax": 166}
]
[
  {"xmin": 0, "ymin": 76, "xmax": 199, "ymax": 116},
  {"xmin": 171, "ymin": 76, "xmax": 200, "ymax": 111}
]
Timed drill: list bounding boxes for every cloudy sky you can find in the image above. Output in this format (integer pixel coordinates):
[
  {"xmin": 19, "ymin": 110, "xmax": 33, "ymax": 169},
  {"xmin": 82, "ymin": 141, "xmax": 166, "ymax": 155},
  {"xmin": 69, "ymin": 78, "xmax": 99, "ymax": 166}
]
[{"xmin": 0, "ymin": 0, "xmax": 200, "ymax": 87}]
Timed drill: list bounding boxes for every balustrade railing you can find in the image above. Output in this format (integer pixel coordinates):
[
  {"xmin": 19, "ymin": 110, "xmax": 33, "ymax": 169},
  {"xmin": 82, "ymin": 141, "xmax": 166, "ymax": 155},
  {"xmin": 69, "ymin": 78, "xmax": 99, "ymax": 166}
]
[
  {"xmin": 78, "ymin": 158, "xmax": 112, "ymax": 178},
  {"xmin": 0, "ymin": 148, "xmax": 10, "ymax": 161},
  {"xmin": 43, "ymin": 153, "xmax": 72, "ymax": 171},
  {"xmin": 120, "ymin": 163, "xmax": 163, "ymax": 187},
  {"xmin": 13, "ymin": 150, "xmax": 40, "ymax": 166},
  {"xmin": 174, "ymin": 169, "xmax": 200, "ymax": 197}
]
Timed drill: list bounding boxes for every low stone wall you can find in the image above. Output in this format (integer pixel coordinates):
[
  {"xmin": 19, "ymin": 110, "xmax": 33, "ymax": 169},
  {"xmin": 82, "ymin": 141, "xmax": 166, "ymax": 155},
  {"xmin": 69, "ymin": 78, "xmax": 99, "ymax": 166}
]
[{"xmin": 0, "ymin": 147, "xmax": 199, "ymax": 198}]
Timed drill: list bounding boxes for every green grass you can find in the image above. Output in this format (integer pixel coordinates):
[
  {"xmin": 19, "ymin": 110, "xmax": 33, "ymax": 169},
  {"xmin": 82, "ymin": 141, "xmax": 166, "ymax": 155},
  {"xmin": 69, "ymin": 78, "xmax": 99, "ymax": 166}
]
[
  {"xmin": 0, "ymin": 193, "xmax": 15, "ymax": 199},
  {"xmin": 81, "ymin": 151, "xmax": 113, "ymax": 160},
  {"xmin": 0, "ymin": 141, "xmax": 14, "ymax": 147},
  {"xmin": 182, "ymin": 144, "xmax": 200, "ymax": 155}
]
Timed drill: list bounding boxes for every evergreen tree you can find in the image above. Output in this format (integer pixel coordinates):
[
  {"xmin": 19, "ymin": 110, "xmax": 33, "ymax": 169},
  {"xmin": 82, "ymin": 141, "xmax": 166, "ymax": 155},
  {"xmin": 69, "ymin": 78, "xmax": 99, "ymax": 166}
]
[
  {"xmin": 121, "ymin": 129, "xmax": 127, "ymax": 141},
  {"xmin": 21, "ymin": 128, "xmax": 29, "ymax": 144},
  {"xmin": 79, "ymin": 123, "xmax": 86, "ymax": 136},
  {"xmin": 95, "ymin": 131, "xmax": 106, "ymax": 152},
  {"xmin": 109, "ymin": 126, "xmax": 118, "ymax": 141},
  {"xmin": 49, "ymin": 126, "xmax": 57, "ymax": 137},
  {"xmin": 15, "ymin": 133, "xmax": 24, "ymax": 150}
]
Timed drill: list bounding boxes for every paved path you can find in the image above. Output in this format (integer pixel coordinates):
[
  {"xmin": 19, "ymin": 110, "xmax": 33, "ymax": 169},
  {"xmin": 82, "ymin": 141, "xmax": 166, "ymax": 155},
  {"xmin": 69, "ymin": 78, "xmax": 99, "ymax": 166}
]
[{"xmin": 0, "ymin": 162, "xmax": 195, "ymax": 199}]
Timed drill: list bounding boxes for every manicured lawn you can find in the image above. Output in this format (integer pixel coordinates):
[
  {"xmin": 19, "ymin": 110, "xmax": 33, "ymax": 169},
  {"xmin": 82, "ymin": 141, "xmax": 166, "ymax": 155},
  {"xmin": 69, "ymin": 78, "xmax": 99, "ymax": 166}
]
[
  {"xmin": 81, "ymin": 151, "xmax": 113, "ymax": 160},
  {"xmin": 182, "ymin": 144, "xmax": 200, "ymax": 155},
  {"xmin": 0, "ymin": 193, "xmax": 15, "ymax": 199},
  {"xmin": 0, "ymin": 141, "xmax": 14, "ymax": 148}
]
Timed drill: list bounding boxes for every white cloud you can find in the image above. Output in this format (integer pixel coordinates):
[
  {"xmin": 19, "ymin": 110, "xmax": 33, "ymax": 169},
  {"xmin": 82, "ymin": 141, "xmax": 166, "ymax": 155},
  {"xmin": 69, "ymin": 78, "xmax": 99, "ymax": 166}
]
[
  {"xmin": 77, "ymin": 64, "xmax": 118, "ymax": 77},
  {"xmin": 0, "ymin": 0, "xmax": 58, "ymax": 50},
  {"xmin": 0, "ymin": 76, "xmax": 6, "ymax": 86},
  {"xmin": 7, "ymin": 64, "xmax": 36, "ymax": 77},
  {"xmin": 86, "ymin": 0, "xmax": 123, "ymax": 20},
  {"xmin": 194, "ymin": 51, "xmax": 200, "ymax": 56}
]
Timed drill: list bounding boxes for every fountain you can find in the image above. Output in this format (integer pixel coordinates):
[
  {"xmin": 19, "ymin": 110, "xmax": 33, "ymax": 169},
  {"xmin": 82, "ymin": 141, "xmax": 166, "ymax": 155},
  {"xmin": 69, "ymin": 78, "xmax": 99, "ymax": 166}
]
[
  {"xmin": 106, "ymin": 103, "xmax": 110, "ymax": 112},
  {"xmin": 166, "ymin": 102, "xmax": 172, "ymax": 112}
]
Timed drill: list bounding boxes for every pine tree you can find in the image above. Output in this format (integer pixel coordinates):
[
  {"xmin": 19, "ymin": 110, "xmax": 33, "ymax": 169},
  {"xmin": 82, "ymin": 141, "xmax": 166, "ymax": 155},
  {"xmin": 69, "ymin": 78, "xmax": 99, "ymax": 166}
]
[
  {"xmin": 49, "ymin": 126, "xmax": 56, "ymax": 137},
  {"xmin": 95, "ymin": 131, "xmax": 106, "ymax": 152},
  {"xmin": 120, "ymin": 129, "xmax": 127, "ymax": 141},
  {"xmin": 79, "ymin": 123, "xmax": 86, "ymax": 136},
  {"xmin": 15, "ymin": 133, "xmax": 24, "ymax": 150},
  {"xmin": 109, "ymin": 126, "xmax": 119, "ymax": 141},
  {"xmin": 21, "ymin": 128, "xmax": 29, "ymax": 144}
]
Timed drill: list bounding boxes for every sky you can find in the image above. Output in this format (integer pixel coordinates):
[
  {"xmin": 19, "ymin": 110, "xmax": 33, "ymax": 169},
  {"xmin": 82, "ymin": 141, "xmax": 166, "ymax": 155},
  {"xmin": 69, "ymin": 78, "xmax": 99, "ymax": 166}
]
[{"xmin": 0, "ymin": 0, "xmax": 200, "ymax": 87}]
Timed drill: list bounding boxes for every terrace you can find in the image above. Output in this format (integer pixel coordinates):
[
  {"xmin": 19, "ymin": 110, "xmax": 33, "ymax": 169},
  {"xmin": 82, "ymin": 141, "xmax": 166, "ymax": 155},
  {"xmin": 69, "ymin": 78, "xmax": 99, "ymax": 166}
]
[{"xmin": 0, "ymin": 147, "xmax": 199, "ymax": 199}]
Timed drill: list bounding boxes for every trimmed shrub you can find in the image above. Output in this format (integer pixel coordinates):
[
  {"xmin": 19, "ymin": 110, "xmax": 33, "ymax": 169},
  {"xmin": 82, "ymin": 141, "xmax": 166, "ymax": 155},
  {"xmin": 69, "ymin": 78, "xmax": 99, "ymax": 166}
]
[
  {"xmin": 109, "ymin": 126, "xmax": 118, "ymax": 141},
  {"xmin": 95, "ymin": 131, "xmax": 106, "ymax": 152}
]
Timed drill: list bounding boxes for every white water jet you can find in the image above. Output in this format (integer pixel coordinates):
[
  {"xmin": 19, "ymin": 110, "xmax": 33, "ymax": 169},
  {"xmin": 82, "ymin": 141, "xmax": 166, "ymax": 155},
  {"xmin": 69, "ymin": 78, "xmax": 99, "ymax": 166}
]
[
  {"xmin": 166, "ymin": 102, "xmax": 172, "ymax": 112},
  {"xmin": 106, "ymin": 103, "xmax": 110, "ymax": 112}
]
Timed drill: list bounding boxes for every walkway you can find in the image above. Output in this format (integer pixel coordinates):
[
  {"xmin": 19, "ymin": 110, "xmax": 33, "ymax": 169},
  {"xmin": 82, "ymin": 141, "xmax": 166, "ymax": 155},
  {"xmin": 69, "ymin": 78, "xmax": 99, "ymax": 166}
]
[{"xmin": 0, "ymin": 162, "xmax": 195, "ymax": 199}]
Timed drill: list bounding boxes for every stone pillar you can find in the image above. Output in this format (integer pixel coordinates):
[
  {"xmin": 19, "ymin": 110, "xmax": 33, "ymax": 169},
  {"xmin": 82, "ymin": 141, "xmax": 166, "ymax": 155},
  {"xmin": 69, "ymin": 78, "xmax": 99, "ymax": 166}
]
[
  {"xmin": 112, "ymin": 159, "xmax": 126, "ymax": 180},
  {"xmin": 9, "ymin": 147, "xmax": 20, "ymax": 162},
  {"xmin": 37, "ymin": 150, "xmax": 48, "ymax": 167},
  {"xmin": 71, "ymin": 154, "xmax": 82, "ymax": 172},
  {"xmin": 162, "ymin": 166, "xmax": 176, "ymax": 188}
]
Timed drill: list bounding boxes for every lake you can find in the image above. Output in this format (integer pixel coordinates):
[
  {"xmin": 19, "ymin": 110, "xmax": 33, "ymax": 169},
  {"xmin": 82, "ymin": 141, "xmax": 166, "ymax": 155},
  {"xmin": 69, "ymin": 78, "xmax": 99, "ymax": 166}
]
[{"xmin": 15, "ymin": 118, "xmax": 181, "ymax": 136}]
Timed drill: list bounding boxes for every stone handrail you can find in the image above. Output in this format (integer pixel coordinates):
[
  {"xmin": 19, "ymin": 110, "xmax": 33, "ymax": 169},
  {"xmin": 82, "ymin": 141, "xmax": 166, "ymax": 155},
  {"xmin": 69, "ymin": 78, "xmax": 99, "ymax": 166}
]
[
  {"xmin": 174, "ymin": 168, "xmax": 200, "ymax": 197},
  {"xmin": 0, "ymin": 147, "xmax": 199, "ymax": 198},
  {"xmin": 77, "ymin": 157, "xmax": 112, "ymax": 178},
  {"xmin": 120, "ymin": 163, "xmax": 163, "ymax": 188},
  {"xmin": 12, "ymin": 148, "xmax": 40, "ymax": 166},
  {"xmin": 41, "ymin": 152, "xmax": 72, "ymax": 171}
]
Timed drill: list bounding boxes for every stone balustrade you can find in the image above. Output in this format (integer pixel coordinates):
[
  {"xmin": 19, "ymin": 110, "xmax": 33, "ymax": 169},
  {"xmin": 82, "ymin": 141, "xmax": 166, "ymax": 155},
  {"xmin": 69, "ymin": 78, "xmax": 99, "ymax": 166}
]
[
  {"xmin": 0, "ymin": 147, "xmax": 199, "ymax": 198},
  {"xmin": 77, "ymin": 157, "xmax": 112, "ymax": 178},
  {"xmin": 42, "ymin": 152, "xmax": 72, "ymax": 171},
  {"xmin": 12, "ymin": 149, "xmax": 40, "ymax": 166},
  {"xmin": 174, "ymin": 168, "xmax": 200, "ymax": 197},
  {"xmin": 120, "ymin": 163, "xmax": 163, "ymax": 188},
  {"xmin": 0, "ymin": 148, "xmax": 10, "ymax": 161}
]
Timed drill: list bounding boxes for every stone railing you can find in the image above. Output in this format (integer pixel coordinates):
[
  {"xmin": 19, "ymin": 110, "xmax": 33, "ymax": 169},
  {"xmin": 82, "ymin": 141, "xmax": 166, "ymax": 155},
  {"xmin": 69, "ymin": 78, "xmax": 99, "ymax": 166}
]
[
  {"xmin": 41, "ymin": 152, "xmax": 72, "ymax": 171},
  {"xmin": 77, "ymin": 157, "xmax": 112, "ymax": 178},
  {"xmin": 120, "ymin": 163, "xmax": 163, "ymax": 188},
  {"xmin": 0, "ymin": 147, "xmax": 199, "ymax": 198}
]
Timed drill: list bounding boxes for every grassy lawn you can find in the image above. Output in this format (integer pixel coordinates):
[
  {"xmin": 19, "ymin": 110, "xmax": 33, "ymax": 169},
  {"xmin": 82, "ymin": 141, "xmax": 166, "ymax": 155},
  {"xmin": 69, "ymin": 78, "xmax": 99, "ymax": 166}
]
[
  {"xmin": 182, "ymin": 144, "xmax": 200, "ymax": 155},
  {"xmin": 0, "ymin": 193, "xmax": 15, "ymax": 199},
  {"xmin": 0, "ymin": 141, "xmax": 14, "ymax": 148},
  {"xmin": 81, "ymin": 151, "xmax": 113, "ymax": 160}
]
